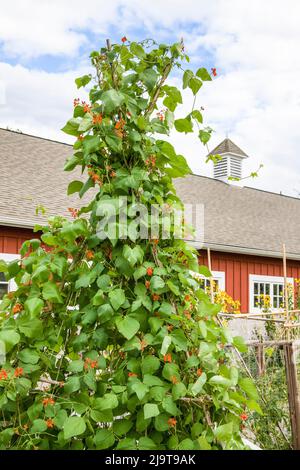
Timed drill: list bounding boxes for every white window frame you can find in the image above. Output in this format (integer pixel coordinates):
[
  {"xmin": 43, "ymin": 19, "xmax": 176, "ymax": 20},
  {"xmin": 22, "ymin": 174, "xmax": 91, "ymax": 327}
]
[
  {"xmin": 249, "ymin": 274, "xmax": 293, "ymax": 313},
  {"xmin": 210, "ymin": 271, "xmax": 225, "ymax": 291},
  {"xmin": 192, "ymin": 270, "xmax": 225, "ymax": 291},
  {"xmin": 0, "ymin": 253, "xmax": 21, "ymax": 295}
]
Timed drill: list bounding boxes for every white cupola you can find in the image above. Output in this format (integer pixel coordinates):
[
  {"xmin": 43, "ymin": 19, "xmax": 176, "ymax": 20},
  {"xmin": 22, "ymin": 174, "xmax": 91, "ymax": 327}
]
[{"xmin": 207, "ymin": 138, "xmax": 249, "ymax": 183}]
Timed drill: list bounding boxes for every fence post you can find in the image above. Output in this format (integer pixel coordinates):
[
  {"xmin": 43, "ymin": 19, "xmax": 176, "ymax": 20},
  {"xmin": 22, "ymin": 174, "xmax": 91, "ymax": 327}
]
[{"xmin": 283, "ymin": 342, "xmax": 300, "ymax": 450}]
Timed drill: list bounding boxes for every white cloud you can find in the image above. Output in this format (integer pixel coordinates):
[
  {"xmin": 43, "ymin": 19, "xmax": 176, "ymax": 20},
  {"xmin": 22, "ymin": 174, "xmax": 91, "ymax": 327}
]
[
  {"xmin": 0, "ymin": 79, "xmax": 5, "ymax": 105},
  {"xmin": 0, "ymin": 61, "xmax": 88, "ymax": 142},
  {"xmin": 0, "ymin": 0, "xmax": 300, "ymax": 196}
]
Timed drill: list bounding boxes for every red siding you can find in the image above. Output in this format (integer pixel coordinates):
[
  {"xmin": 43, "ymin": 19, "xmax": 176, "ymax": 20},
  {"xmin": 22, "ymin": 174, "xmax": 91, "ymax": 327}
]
[
  {"xmin": 198, "ymin": 250, "xmax": 300, "ymax": 313},
  {"xmin": 0, "ymin": 226, "xmax": 35, "ymax": 254},
  {"xmin": 2, "ymin": 225, "xmax": 300, "ymax": 314}
]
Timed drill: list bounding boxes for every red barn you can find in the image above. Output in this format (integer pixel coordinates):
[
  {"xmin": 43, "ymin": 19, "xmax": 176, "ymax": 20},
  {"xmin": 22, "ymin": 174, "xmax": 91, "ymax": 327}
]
[{"xmin": 1, "ymin": 128, "xmax": 299, "ymax": 313}]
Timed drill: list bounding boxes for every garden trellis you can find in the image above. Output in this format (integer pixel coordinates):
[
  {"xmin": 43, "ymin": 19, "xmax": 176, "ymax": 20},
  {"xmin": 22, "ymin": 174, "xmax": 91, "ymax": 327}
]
[
  {"xmin": 208, "ymin": 246, "xmax": 300, "ymax": 449},
  {"xmin": 237, "ymin": 340, "xmax": 300, "ymax": 450},
  {"xmin": 217, "ymin": 244, "xmax": 300, "ymax": 338}
]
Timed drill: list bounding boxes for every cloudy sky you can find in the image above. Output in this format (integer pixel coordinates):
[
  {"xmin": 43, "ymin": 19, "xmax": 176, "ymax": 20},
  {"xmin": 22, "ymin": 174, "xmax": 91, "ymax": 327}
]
[{"xmin": 0, "ymin": 0, "xmax": 300, "ymax": 196}]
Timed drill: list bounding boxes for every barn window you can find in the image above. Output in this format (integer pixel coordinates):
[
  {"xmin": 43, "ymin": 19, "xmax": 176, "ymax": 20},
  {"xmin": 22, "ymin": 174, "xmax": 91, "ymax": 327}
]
[
  {"xmin": 0, "ymin": 272, "xmax": 8, "ymax": 299},
  {"xmin": 199, "ymin": 277, "xmax": 220, "ymax": 292},
  {"xmin": 249, "ymin": 274, "xmax": 293, "ymax": 312},
  {"xmin": 0, "ymin": 253, "xmax": 21, "ymax": 298},
  {"xmin": 193, "ymin": 271, "xmax": 225, "ymax": 292}
]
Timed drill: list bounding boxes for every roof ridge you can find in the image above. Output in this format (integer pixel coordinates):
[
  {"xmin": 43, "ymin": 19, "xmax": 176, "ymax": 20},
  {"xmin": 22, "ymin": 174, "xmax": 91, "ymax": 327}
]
[
  {"xmin": 0, "ymin": 127, "xmax": 72, "ymax": 147},
  {"xmin": 189, "ymin": 173, "xmax": 299, "ymax": 201}
]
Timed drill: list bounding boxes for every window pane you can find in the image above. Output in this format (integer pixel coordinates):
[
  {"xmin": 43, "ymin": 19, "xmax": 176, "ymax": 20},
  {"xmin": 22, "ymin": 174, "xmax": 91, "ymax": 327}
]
[
  {"xmin": 211, "ymin": 280, "xmax": 219, "ymax": 293},
  {"xmin": 273, "ymin": 284, "xmax": 277, "ymax": 295},
  {"xmin": 259, "ymin": 283, "xmax": 265, "ymax": 295},
  {"xmin": 265, "ymin": 284, "xmax": 270, "ymax": 295},
  {"xmin": 0, "ymin": 283, "xmax": 8, "ymax": 299},
  {"xmin": 0, "ymin": 273, "xmax": 6, "ymax": 282},
  {"xmin": 279, "ymin": 293, "xmax": 284, "ymax": 304},
  {"xmin": 273, "ymin": 297, "xmax": 278, "ymax": 308},
  {"xmin": 279, "ymin": 285, "xmax": 283, "ymax": 297},
  {"xmin": 254, "ymin": 295, "xmax": 259, "ymax": 307},
  {"xmin": 254, "ymin": 283, "xmax": 258, "ymax": 294},
  {"xmin": 199, "ymin": 277, "xmax": 221, "ymax": 293}
]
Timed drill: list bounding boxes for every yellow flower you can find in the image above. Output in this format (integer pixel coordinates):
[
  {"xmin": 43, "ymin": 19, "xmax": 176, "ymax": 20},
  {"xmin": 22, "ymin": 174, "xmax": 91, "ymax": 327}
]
[{"xmin": 214, "ymin": 290, "xmax": 240, "ymax": 314}]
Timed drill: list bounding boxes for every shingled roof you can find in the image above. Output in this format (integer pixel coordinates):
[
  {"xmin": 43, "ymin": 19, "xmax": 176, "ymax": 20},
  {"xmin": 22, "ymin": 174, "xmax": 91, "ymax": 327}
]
[
  {"xmin": 1, "ymin": 128, "xmax": 299, "ymax": 259},
  {"xmin": 0, "ymin": 128, "xmax": 92, "ymax": 227},
  {"xmin": 174, "ymin": 175, "xmax": 300, "ymax": 259},
  {"xmin": 207, "ymin": 138, "xmax": 249, "ymax": 158}
]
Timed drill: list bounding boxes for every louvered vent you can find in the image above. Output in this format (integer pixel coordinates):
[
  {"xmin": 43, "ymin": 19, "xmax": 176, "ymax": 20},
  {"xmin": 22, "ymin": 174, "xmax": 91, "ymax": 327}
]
[
  {"xmin": 230, "ymin": 156, "xmax": 242, "ymax": 179},
  {"xmin": 213, "ymin": 155, "xmax": 243, "ymax": 181},
  {"xmin": 213, "ymin": 156, "xmax": 228, "ymax": 179}
]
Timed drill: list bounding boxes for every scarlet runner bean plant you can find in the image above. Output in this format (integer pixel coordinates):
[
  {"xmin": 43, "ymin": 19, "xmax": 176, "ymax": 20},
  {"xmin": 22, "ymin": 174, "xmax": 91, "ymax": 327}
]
[{"xmin": 0, "ymin": 38, "xmax": 259, "ymax": 450}]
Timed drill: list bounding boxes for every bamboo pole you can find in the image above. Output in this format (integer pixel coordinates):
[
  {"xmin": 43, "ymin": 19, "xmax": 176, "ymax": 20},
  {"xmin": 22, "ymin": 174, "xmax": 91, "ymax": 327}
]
[
  {"xmin": 218, "ymin": 313, "xmax": 286, "ymax": 322},
  {"xmin": 207, "ymin": 247, "xmax": 214, "ymax": 303},
  {"xmin": 218, "ymin": 311, "xmax": 283, "ymax": 318},
  {"xmin": 241, "ymin": 317, "xmax": 286, "ymax": 323},
  {"xmin": 245, "ymin": 340, "xmax": 294, "ymax": 346},
  {"xmin": 283, "ymin": 243, "xmax": 290, "ymax": 340},
  {"xmin": 218, "ymin": 310, "xmax": 300, "ymax": 317},
  {"xmin": 283, "ymin": 342, "xmax": 300, "ymax": 449}
]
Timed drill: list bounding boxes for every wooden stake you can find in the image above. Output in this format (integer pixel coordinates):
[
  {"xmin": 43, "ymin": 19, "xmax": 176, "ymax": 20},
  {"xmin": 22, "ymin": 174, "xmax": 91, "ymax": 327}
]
[
  {"xmin": 246, "ymin": 339, "xmax": 294, "ymax": 346},
  {"xmin": 218, "ymin": 312, "xmax": 286, "ymax": 322},
  {"xmin": 207, "ymin": 247, "xmax": 214, "ymax": 303},
  {"xmin": 283, "ymin": 243, "xmax": 290, "ymax": 339},
  {"xmin": 283, "ymin": 342, "xmax": 300, "ymax": 449},
  {"xmin": 284, "ymin": 322, "xmax": 300, "ymax": 328},
  {"xmin": 218, "ymin": 311, "xmax": 282, "ymax": 318}
]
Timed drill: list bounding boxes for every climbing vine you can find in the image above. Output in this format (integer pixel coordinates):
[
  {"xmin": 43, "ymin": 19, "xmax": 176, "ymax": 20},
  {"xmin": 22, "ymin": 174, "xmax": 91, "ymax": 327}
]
[{"xmin": 0, "ymin": 38, "xmax": 258, "ymax": 450}]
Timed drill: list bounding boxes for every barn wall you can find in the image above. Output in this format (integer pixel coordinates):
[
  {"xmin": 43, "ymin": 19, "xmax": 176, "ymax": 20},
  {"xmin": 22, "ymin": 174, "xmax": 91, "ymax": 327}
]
[
  {"xmin": 0, "ymin": 226, "xmax": 35, "ymax": 254},
  {"xmin": 2, "ymin": 225, "xmax": 300, "ymax": 314},
  {"xmin": 198, "ymin": 250, "xmax": 300, "ymax": 313}
]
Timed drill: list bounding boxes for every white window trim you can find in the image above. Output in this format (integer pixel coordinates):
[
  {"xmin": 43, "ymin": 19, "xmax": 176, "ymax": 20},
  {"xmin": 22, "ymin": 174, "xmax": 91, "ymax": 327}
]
[
  {"xmin": 0, "ymin": 253, "xmax": 21, "ymax": 293},
  {"xmin": 249, "ymin": 274, "xmax": 294, "ymax": 313},
  {"xmin": 192, "ymin": 270, "xmax": 226, "ymax": 291},
  {"xmin": 210, "ymin": 271, "xmax": 225, "ymax": 290}
]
